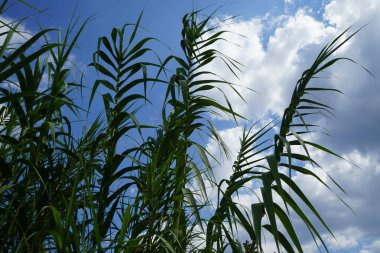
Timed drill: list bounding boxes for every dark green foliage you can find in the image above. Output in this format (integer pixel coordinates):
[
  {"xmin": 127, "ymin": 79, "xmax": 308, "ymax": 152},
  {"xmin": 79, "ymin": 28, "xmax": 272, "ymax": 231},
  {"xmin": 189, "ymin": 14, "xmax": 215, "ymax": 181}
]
[{"xmin": 0, "ymin": 1, "xmax": 364, "ymax": 252}]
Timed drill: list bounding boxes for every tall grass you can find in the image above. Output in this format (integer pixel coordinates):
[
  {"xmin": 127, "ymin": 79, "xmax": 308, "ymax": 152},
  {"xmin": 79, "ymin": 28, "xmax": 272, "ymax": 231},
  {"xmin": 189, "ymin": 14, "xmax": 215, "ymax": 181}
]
[{"xmin": 0, "ymin": 1, "xmax": 365, "ymax": 252}]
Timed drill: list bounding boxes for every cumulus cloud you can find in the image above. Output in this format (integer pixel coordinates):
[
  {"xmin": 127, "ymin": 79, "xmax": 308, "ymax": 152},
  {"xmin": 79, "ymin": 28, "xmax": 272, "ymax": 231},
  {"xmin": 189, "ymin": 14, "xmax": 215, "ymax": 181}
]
[
  {"xmin": 206, "ymin": 8, "xmax": 336, "ymax": 120},
  {"xmin": 203, "ymin": 0, "xmax": 380, "ymax": 252},
  {"xmin": 317, "ymin": 4, "xmax": 380, "ymax": 154},
  {"xmin": 324, "ymin": 0, "xmax": 379, "ymax": 28},
  {"xmin": 290, "ymin": 148, "xmax": 380, "ymax": 251}
]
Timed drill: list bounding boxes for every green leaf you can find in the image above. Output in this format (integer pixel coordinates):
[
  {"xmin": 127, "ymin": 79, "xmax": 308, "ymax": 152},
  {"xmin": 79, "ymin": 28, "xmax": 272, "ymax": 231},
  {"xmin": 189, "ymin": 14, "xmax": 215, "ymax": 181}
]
[
  {"xmin": 114, "ymin": 94, "xmax": 146, "ymax": 112},
  {"xmin": 182, "ymin": 187, "xmax": 204, "ymax": 233},
  {"xmin": 261, "ymin": 172, "xmax": 280, "ymax": 251},
  {"xmin": 273, "ymin": 203, "xmax": 303, "ymax": 253},
  {"xmin": 279, "ymin": 173, "xmax": 336, "ymax": 239},
  {"xmin": 0, "ymin": 43, "xmax": 58, "ymax": 83},
  {"xmin": 251, "ymin": 203, "xmax": 264, "ymax": 253},
  {"xmin": 189, "ymin": 161, "xmax": 207, "ymax": 201},
  {"xmin": 263, "ymin": 225, "xmax": 296, "ymax": 253},
  {"xmin": 272, "ymin": 186, "xmax": 330, "ymax": 252},
  {"xmin": 116, "ymin": 205, "xmax": 132, "ymax": 252},
  {"xmin": 157, "ymin": 235, "xmax": 177, "ymax": 253}
]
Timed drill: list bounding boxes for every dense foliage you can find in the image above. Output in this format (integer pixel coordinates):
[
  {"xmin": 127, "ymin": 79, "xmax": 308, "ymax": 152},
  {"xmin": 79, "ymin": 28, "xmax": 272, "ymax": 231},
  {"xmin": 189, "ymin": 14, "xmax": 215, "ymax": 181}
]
[{"xmin": 0, "ymin": 1, "xmax": 363, "ymax": 252}]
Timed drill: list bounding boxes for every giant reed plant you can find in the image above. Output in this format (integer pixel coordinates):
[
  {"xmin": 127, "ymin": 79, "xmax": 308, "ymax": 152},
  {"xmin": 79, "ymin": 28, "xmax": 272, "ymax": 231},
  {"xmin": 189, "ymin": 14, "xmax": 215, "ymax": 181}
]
[
  {"xmin": 0, "ymin": 5, "xmax": 88, "ymax": 252},
  {"xmin": 0, "ymin": 1, "xmax": 367, "ymax": 252}
]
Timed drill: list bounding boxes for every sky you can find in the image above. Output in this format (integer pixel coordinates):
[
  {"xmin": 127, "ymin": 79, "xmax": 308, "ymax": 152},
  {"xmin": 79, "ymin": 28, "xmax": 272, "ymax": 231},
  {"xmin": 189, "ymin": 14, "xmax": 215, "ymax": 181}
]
[{"xmin": 2, "ymin": 0, "xmax": 380, "ymax": 252}]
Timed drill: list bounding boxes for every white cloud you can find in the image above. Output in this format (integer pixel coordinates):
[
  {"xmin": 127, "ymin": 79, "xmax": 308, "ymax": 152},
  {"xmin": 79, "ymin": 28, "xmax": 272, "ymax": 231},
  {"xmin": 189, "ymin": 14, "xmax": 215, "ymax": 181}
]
[
  {"xmin": 324, "ymin": 0, "xmax": 379, "ymax": 28},
  {"xmin": 292, "ymin": 148, "xmax": 380, "ymax": 245},
  {"xmin": 316, "ymin": 14, "xmax": 380, "ymax": 155},
  {"xmin": 324, "ymin": 227, "xmax": 362, "ymax": 250},
  {"xmin": 203, "ymin": 0, "xmax": 380, "ymax": 251},
  {"xmin": 206, "ymin": 9, "xmax": 336, "ymax": 120},
  {"xmin": 0, "ymin": 15, "xmax": 32, "ymax": 46}
]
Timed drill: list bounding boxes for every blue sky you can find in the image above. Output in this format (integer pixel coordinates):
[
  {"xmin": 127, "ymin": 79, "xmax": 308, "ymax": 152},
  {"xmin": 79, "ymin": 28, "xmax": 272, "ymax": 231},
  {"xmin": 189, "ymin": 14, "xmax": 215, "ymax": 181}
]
[
  {"xmin": 2, "ymin": 0, "xmax": 380, "ymax": 252},
  {"xmin": 6, "ymin": 0, "xmax": 324, "ymax": 67}
]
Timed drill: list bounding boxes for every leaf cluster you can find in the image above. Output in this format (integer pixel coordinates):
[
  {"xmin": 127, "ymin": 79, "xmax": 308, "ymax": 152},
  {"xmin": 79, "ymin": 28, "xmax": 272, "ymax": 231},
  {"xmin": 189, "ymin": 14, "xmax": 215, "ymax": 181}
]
[{"xmin": 0, "ymin": 1, "xmax": 363, "ymax": 252}]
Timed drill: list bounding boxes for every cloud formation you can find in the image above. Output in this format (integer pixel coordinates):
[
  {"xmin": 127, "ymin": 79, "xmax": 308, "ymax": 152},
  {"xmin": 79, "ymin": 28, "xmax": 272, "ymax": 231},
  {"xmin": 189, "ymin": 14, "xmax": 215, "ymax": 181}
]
[
  {"xmin": 206, "ymin": 8, "xmax": 336, "ymax": 120},
  {"xmin": 205, "ymin": 0, "xmax": 380, "ymax": 252}
]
